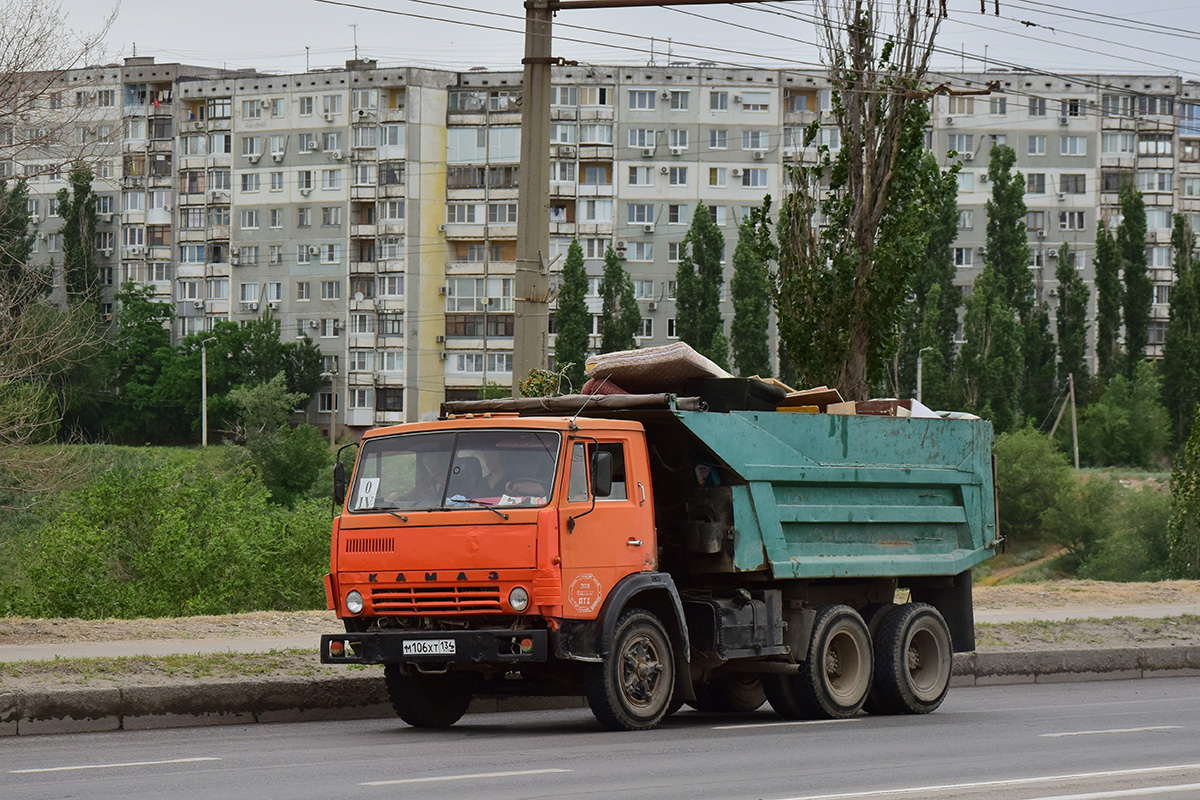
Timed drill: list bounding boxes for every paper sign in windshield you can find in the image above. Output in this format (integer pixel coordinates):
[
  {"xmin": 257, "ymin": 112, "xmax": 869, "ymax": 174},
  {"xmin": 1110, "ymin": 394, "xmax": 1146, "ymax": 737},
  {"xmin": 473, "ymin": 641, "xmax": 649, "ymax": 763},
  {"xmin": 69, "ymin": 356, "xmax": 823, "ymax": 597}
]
[{"xmin": 355, "ymin": 478, "xmax": 380, "ymax": 510}]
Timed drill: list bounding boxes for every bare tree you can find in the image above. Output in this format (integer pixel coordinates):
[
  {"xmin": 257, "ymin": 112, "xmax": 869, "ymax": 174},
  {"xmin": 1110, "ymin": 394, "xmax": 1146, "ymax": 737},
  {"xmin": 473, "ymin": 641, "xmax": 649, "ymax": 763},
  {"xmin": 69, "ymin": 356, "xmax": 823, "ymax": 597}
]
[
  {"xmin": 0, "ymin": 0, "xmax": 115, "ymax": 506},
  {"xmin": 775, "ymin": 0, "xmax": 943, "ymax": 400}
]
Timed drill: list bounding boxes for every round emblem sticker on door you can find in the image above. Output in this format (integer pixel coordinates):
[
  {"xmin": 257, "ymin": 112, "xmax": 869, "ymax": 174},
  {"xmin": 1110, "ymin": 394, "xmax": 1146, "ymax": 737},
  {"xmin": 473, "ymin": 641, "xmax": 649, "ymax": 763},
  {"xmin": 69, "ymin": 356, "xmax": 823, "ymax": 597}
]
[{"xmin": 567, "ymin": 573, "xmax": 603, "ymax": 614}]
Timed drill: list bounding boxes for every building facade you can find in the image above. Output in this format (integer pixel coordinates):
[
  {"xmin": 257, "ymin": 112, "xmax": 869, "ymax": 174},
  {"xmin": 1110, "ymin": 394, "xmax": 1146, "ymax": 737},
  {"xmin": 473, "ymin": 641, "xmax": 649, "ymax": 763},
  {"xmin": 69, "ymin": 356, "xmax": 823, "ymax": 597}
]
[{"xmin": 9, "ymin": 58, "xmax": 1200, "ymax": 435}]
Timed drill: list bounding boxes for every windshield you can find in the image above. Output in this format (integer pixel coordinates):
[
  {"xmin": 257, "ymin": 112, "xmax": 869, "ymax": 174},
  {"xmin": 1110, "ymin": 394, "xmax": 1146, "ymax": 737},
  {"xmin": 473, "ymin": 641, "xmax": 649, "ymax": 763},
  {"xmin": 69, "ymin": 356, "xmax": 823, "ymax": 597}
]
[{"xmin": 348, "ymin": 429, "xmax": 561, "ymax": 512}]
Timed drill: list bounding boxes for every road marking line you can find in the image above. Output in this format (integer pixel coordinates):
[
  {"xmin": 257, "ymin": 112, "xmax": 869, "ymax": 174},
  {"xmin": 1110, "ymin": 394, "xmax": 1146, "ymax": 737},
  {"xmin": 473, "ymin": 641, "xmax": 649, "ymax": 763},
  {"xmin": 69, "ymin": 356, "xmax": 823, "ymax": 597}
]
[
  {"xmin": 1025, "ymin": 783, "xmax": 1200, "ymax": 799},
  {"xmin": 360, "ymin": 768, "xmax": 571, "ymax": 786},
  {"xmin": 714, "ymin": 718, "xmax": 860, "ymax": 731},
  {"xmin": 11, "ymin": 757, "xmax": 221, "ymax": 774},
  {"xmin": 771, "ymin": 763, "xmax": 1200, "ymax": 800},
  {"xmin": 1042, "ymin": 726, "xmax": 1182, "ymax": 738}
]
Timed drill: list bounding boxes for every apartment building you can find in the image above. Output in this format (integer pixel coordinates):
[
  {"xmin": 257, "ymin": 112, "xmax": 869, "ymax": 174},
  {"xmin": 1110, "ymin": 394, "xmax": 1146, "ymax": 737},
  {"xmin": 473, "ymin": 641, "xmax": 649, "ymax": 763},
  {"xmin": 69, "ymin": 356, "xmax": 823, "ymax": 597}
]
[{"xmin": 9, "ymin": 57, "xmax": 1199, "ymax": 437}]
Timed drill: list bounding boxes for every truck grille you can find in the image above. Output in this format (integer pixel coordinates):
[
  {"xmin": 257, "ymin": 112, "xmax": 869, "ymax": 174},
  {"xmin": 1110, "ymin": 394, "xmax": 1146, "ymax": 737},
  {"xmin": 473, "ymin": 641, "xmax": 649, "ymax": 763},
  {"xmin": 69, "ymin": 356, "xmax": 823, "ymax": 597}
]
[
  {"xmin": 371, "ymin": 585, "xmax": 502, "ymax": 613},
  {"xmin": 344, "ymin": 537, "xmax": 395, "ymax": 554}
]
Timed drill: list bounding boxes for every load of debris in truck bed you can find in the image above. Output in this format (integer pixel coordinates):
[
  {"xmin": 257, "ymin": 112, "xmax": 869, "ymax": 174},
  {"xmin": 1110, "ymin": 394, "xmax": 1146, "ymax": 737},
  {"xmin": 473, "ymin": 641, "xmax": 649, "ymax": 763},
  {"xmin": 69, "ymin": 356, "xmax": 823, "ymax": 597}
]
[{"xmin": 441, "ymin": 343, "xmax": 979, "ymax": 419}]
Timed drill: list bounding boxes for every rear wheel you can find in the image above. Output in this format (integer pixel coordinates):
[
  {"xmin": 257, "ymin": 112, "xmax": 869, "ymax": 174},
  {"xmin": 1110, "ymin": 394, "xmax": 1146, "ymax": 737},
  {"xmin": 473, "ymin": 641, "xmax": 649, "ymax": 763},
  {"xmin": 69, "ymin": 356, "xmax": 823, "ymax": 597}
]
[
  {"xmin": 585, "ymin": 609, "xmax": 675, "ymax": 731},
  {"xmin": 763, "ymin": 604, "xmax": 872, "ymax": 720},
  {"xmin": 383, "ymin": 664, "xmax": 473, "ymax": 728},
  {"xmin": 871, "ymin": 603, "xmax": 953, "ymax": 715},
  {"xmin": 859, "ymin": 602, "xmax": 897, "ymax": 715}
]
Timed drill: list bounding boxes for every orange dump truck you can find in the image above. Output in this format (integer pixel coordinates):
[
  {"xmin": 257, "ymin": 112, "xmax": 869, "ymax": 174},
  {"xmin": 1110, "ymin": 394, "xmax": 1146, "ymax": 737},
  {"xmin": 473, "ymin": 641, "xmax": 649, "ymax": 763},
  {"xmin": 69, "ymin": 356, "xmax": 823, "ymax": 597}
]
[{"xmin": 321, "ymin": 391, "xmax": 998, "ymax": 731}]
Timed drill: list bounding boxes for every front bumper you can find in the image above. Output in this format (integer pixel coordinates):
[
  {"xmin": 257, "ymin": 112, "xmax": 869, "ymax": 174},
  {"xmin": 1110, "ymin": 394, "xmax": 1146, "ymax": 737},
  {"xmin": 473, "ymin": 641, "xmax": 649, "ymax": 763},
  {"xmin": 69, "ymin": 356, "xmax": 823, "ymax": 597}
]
[{"xmin": 320, "ymin": 628, "xmax": 549, "ymax": 665}]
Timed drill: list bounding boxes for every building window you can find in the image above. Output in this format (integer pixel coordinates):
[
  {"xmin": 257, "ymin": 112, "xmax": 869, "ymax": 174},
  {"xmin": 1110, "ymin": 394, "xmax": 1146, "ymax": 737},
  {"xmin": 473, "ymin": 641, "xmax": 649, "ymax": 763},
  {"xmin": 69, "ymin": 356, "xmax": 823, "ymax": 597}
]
[
  {"xmin": 959, "ymin": 209, "xmax": 974, "ymax": 229},
  {"xmin": 741, "ymin": 168, "xmax": 768, "ymax": 188},
  {"xmin": 741, "ymin": 91, "xmax": 770, "ymax": 112},
  {"xmin": 709, "ymin": 129, "xmax": 728, "ymax": 150},
  {"xmin": 710, "ymin": 91, "xmax": 728, "ymax": 111},
  {"xmin": 628, "ymin": 90, "xmax": 655, "ymax": 110},
  {"xmin": 743, "ymin": 130, "xmax": 769, "ymax": 151},
  {"xmin": 668, "ymin": 166, "xmax": 687, "ymax": 186},
  {"xmin": 1028, "ymin": 135, "xmax": 1046, "ymax": 156},
  {"xmin": 1027, "ymin": 210, "xmax": 1046, "ymax": 231},
  {"xmin": 1059, "ymin": 211, "xmax": 1085, "ymax": 231},
  {"xmin": 709, "ymin": 168, "xmax": 727, "ymax": 188},
  {"xmin": 989, "ymin": 97, "xmax": 1007, "ymax": 116},
  {"xmin": 629, "ymin": 242, "xmax": 654, "ymax": 262},
  {"xmin": 669, "ymin": 90, "xmax": 689, "ymax": 111},
  {"xmin": 636, "ymin": 318, "xmax": 653, "ymax": 338},
  {"xmin": 628, "ymin": 128, "xmax": 655, "ymax": 149},
  {"xmin": 628, "ymin": 204, "xmax": 654, "ymax": 224},
  {"xmin": 1059, "ymin": 174, "xmax": 1086, "ymax": 194},
  {"xmin": 954, "ymin": 247, "xmax": 973, "ymax": 267},
  {"xmin": 1027, "ymin": 173, "xmax": 1046, "ymax": 194},
  {"xmin": 1060, "ymin": 136, "xmax": 1086, "ymax": 156},
  {"xmin": 1028, "ymin": 97, "xmax": 1046, "ymax": 117}
]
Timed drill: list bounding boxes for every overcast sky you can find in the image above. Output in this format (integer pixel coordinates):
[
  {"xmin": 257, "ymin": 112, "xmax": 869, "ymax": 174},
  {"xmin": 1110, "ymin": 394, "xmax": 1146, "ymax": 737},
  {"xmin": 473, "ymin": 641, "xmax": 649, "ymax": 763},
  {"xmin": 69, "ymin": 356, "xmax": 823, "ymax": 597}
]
[{"xmin": 58, "ymin": 0, "xmax": 1200, "ymax": 82}]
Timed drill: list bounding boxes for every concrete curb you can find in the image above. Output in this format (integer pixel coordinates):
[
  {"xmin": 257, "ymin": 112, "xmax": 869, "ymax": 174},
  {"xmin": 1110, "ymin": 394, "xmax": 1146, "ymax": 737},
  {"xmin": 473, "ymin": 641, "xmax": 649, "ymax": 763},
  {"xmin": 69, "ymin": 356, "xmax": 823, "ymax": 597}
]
[{"xmin": 4, "ymin": 646, "xmax": 1199, "ymax": 736}]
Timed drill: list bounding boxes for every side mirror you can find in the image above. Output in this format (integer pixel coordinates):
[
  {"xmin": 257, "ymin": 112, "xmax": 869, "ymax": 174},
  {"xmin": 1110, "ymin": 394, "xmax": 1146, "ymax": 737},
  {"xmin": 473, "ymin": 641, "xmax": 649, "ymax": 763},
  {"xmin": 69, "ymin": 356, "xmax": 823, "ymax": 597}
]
[
  {"xmin": 591, "ymin": 450, "xmax": 613, "ymax": 498},
  {"xmin": 333, "ymin": 461, "xmax": 346, "ymax": 507}
]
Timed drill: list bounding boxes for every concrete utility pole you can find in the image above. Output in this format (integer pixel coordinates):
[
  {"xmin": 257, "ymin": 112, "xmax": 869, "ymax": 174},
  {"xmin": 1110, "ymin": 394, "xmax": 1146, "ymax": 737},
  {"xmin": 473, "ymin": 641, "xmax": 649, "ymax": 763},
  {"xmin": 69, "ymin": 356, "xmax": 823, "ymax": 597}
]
[
  {"xmin": 200, "ymin": 337, "xmax": 217, "ymax": 447},
  {"xmin": 512, "ymin": 0, "xmax": 787, "ymax": 397},
  {"xmin": 512, "ymin": 0, "xmax": 555, "ymax": 395}
]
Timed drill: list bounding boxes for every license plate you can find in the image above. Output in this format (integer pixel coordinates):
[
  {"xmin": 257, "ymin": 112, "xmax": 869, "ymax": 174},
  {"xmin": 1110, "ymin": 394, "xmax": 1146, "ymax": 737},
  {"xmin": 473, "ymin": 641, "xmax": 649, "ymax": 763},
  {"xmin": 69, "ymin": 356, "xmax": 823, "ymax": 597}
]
[{"xmin": 402, "ymin": 638, "xmax": 456, "ymax": 656}]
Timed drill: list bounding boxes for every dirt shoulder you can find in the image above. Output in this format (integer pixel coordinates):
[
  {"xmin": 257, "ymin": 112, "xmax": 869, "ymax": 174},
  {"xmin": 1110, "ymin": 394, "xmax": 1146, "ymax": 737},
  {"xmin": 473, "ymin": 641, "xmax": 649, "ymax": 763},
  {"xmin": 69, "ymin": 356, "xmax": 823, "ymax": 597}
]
[{"xmin": 2, "ymin": 581, "xmax": 1200, "ymax": 691}]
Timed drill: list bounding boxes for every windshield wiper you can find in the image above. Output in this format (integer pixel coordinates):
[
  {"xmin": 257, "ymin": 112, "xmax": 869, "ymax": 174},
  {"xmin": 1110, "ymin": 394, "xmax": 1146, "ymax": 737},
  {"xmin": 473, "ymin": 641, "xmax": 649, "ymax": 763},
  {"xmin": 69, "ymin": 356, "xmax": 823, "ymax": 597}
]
[
  {"xmin": 458, "ymin": 498, "xmax": 510, "ymax": 520},
  {"xmin": 358, "ymin": 506, "xmax": 409, "ymax": 522}
]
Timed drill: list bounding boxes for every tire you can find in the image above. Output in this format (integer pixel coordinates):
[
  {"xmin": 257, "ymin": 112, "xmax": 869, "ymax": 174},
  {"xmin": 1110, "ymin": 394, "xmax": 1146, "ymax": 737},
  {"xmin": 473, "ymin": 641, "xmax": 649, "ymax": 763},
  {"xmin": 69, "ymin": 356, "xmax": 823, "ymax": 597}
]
[
  {"xmin": 871, "ymin": 603, "xmax": 953, "ymax": 715},
  {"xmin": 763, "ymin": 604, "xmax": 872, "ymax": 720},
  {"xmin": 585, "ymin": 609, "xmax": 675, "ymax": 731},
  {"xmin": 858, "ymin": 602, "xmax": 896, "ymax": 715},
  {"xmin": 688, "ymin": 675, "xmax": 766, "ymax": 712},
  {"xmin": 383, "ymin": 664, "xmax": 473, "ymax": 728}
]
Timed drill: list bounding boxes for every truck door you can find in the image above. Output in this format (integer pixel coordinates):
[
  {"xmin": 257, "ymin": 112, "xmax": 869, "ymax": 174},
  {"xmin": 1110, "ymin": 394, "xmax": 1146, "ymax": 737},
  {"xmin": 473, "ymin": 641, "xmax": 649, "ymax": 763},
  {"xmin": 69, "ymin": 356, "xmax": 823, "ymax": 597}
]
[{"xmin": 558, "ymin": 435, "xmax": 656, "ymax": 619}]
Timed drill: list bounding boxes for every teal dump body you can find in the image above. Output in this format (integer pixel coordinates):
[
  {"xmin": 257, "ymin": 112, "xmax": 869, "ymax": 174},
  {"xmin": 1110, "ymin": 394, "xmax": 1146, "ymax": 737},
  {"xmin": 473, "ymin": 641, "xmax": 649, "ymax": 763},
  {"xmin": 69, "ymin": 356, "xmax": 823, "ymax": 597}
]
[{"xmin": 675, "ymin": 410, "xmax": 998, "ymax": 580}]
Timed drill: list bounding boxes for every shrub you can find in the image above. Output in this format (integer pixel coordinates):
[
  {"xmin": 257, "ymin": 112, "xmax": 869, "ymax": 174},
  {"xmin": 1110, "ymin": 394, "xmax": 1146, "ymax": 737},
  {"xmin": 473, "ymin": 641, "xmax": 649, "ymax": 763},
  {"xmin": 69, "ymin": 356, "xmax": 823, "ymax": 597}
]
[
  {"xmin": 1170, "ymin": 406, "xmax": 1200, "ymax": 578},
  {"xmin": 1078, "ymin": 486, "xmax": 1171, "ymax": 581},
  {"xmin": 8, "ymin": 462, "xmax": 329, "ymax": 618},
  {"xmin": 994, "ymin": 427, "xmax": 1072, "ymax": 546},
  {"xmin": 1077, "ymin": 363, "xmax": 1171, "ymax": 468},
  {"xmin": 1040, "ymin": 475, "xmax": 1119, "ymax": 571}
]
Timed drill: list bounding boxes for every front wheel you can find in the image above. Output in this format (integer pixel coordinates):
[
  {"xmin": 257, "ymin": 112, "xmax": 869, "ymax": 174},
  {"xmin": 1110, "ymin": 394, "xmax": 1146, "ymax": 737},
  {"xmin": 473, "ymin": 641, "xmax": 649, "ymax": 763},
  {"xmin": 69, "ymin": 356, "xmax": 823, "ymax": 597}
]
[
  {"xmin": 585, "ymin": 609, "xmax": 675, "ymax": 731},
  {"xmin": 383, "ymin": 664, "xmax": 473, "ymax": 728},
  {"xmin": 763, "ymin": 604, "xmax": 872, "ymax": 720}
]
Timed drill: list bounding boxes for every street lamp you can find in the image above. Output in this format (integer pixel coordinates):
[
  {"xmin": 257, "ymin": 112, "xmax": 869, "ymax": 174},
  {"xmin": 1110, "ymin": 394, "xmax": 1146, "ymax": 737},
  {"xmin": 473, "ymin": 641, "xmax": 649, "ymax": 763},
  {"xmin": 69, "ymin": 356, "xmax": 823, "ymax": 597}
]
[
  {"xmin": 916, "ymin": 346, "xmax": 934, "ymax": 405},
  {"xmin": 200, "ymin": 337, "xmax": 217, "ymax": 447}
]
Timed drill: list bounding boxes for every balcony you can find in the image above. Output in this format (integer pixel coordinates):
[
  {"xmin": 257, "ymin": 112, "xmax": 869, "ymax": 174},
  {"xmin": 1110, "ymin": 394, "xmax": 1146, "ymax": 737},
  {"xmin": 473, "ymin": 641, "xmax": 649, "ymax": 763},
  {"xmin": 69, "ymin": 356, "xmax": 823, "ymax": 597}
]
[
  {"xmin": 350, "ymin": 260, "xmax": 377, "ymax": 275},
  {"xmin": 350, "ymin": 223, "xmax": 377, "ymax": 238}
]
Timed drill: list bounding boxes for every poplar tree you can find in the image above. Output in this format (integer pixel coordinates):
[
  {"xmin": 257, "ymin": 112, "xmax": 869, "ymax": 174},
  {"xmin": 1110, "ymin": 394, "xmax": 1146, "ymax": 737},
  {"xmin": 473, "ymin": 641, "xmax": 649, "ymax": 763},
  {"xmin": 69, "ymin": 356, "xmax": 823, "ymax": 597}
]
[
  {"xmin": 0, "ymin": 179, "xmax": 39, "ymax": 312},
  {"xmin": 1094, "ymin": 220, "xmax": 1123, "ymax": 382},
  {"xmin": 675, "ymin": 202, "xmax": 727, "ymax": 367},
  {"xmin": 553, "ymin": 238, "xmax": 590, "ymax": 391},
  {"xmin": 985, "ymin": 144, "xmax": 1033, "ymax": 320},
  {"xmin": 730, "ymin": 201, "xmax": 774, "ymax": 377},
  {"xmin": 897, "ymin": 152, "xmax": 959, "ymax": 398},
  {"xmin": 598, "ymin": 244, "xmax": 640, "ymax": 354},
  {"xmin": 1118, "ymin": 182, "xmax": 1150, "ymax": 375},
  {"xmin": 958, "ymin": 266, "xmax": 1022, "ymax": 433},
  {"xmin": 1054, "ymin": 242, "xmax": 1091, "ymax": 387},
  {"xmin": 56, "ymin": 163, "xmax": 99, "ymax": 304},
  {"xmin": 1162, "ymin": 214, "xmax": 1200, "ymax": 444}
]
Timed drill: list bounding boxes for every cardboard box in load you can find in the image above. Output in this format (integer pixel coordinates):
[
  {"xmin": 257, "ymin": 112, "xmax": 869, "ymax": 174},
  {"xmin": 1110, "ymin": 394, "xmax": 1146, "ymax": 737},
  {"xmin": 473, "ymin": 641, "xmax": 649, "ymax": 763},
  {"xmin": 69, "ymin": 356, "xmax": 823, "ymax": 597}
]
[
  {"xmin": 778, "ymin": 386, "xmax": 844, "ymax": 412},
  {"xmin": 827, "ymin": 401, "xmax": 857, "ymax": 415}
]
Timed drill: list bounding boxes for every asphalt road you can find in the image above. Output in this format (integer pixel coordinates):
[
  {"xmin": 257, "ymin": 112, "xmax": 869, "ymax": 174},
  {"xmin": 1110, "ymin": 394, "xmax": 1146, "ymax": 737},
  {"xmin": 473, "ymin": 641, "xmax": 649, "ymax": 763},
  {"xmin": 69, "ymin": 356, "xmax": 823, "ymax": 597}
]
[{"xmin": 4, "ymin": 677, "xmax": 1199, "ymax": 800}]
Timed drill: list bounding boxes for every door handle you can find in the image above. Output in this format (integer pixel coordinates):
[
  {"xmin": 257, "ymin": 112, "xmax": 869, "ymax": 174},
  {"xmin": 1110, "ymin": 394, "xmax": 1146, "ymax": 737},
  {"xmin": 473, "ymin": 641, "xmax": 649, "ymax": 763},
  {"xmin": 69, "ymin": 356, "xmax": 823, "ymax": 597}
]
[
  {"xmin": 626, "ymin": 539, "xmax": 643, "ymax": 547},
  {"xmin": 638, "ymin": 481, "xmax": 646, "ymax": 506}
]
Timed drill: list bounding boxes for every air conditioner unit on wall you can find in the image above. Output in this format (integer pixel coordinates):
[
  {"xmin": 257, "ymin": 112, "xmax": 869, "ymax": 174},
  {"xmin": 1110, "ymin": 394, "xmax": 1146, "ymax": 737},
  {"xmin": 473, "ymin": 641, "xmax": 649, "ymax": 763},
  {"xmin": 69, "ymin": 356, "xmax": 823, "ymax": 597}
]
[
  {"xmin": 660, "ymin": 166, "xmax": 669, "ymax": 175},
  {"xmin": 642, "ymin": 148, "xmax": 654, "ymax": 158},
  {"xmin": 962, "ymin": 152, "xmax": 974, "ymax": 161},
  {"xmin": 753, "ymin": 150, "xmax": 765, "ymax": 160},
  {"xmin": 647, "ymin": 300, "xmax": 657, "ymax": 311},
  {"xmin": 323, "ymin": 112, "xmax": 335, "ymax": 122}
]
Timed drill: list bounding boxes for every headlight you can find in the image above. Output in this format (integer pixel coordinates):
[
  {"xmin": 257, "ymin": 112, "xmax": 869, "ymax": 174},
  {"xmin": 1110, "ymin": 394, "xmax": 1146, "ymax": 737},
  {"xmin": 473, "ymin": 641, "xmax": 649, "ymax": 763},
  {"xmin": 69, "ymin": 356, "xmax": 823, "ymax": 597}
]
[
  {"xmin": 345, "ymin": 589, "xmax": 364, "ymax": 615},
  {"xmin": 508, "ymin": 586, "xmax": 530, "ymax": 613}
]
